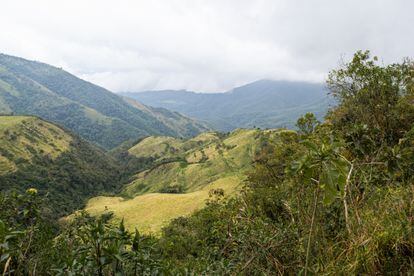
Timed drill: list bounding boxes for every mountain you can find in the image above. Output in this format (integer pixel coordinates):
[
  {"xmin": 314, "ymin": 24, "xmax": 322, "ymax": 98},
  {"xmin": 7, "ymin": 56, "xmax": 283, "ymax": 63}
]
[
  {"xmin": 81, "ymin": 128, "xmax": 290, "ymax": 233},
  {"xmin": 0, "ymin": 115, "xmax": 121, "ymax": 215},
  {"xmin": 0, "ymin": 54, "xmax": 209, "ymax": 149},
  {"xmin": 122, "ymin": 80, "xmax": 333, "ymax": 131}
]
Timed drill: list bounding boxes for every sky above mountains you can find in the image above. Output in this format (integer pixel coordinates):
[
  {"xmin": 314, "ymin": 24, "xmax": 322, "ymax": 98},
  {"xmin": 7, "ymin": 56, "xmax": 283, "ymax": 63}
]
[{"xmin": 0, "ymin": 0, "xmax": 412, "ymax": 93}]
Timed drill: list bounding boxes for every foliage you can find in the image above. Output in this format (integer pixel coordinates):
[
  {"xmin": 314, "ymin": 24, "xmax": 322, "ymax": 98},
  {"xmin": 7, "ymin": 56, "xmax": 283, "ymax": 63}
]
[
  {"xmin": 1, "ymin": 51, "xmax": 414, "ymax": 274},
  {"xmin": 296, "ymin": 112, "xmax": 320, "ymax": 135},
  {"xmin": 292, "ymin": 132, "xmax": 350, "ymax": 205},
  {"xmin": 53, "ymin": 213, "xmax": 163, "ymax": 275},
  {"xmin": 327, "ymin": 50, "xmax": 414, "ymax": 157},
  {"xmin": 0, "ymin": 190, "xmax": 57, "ymax": 275},
  {"xmin": 0, "ymin": 192, "xmax": 165, "ymax": 275}
]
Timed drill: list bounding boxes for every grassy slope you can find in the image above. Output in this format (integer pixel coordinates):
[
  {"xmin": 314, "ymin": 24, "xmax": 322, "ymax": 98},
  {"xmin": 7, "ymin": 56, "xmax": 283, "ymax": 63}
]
[
  {"xmin": 127, "ymin": 136, "xmax": 183, "ymax": 159},
  {"xmin": 123, "ymin": 129, "xmax": 260, "ymax": 196},
  {"xmin": 0, "ymin": 116, "xmax": 72, "ymax": 174},
  {"xmin": 84, "ymin": 176, "xmax": 240, "ymax": 234},
  {"xmin": 83, "ymin": 129, "xmax": 284, "ymax": 233},
  {"xmin": 0, "ymin": 115, "xmax": 120, "ymax": 215}
]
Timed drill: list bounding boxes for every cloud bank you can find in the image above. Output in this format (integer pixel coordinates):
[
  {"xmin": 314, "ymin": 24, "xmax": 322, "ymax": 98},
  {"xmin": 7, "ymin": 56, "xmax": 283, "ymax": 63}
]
[{"xmin": 0, "ymin": 0, "xmax": 412, "ymax": 92}]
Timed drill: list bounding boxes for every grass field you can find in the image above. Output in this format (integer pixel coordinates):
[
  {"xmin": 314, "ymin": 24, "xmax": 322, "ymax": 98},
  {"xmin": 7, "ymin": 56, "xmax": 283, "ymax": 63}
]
[{"xmin": 83, "ymin": 176, "xmax": 241, "ymax": 234}]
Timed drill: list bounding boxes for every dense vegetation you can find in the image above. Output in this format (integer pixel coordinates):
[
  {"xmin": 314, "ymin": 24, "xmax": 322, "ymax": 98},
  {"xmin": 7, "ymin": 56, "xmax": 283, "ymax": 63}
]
[
  {"xmin": 1, "ymin": 51, "xmax": 414, "ymax": 274},
  {"xmin": 122, "ymin": 79, "xmax": 332, "ymax": 131},
  {"xmin": 0, "ymin": 116, "xmax": 121, "ymax": 215},
  {"xmin": 0, "ymin": 54, "xmax": 209, "ymax": 149}
]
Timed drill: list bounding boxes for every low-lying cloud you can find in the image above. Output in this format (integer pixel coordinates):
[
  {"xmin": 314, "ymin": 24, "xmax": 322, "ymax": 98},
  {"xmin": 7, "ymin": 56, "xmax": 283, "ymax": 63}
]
[{"xmin": 0, "ymin": 0, "xmax": 412, "ymax": 92}]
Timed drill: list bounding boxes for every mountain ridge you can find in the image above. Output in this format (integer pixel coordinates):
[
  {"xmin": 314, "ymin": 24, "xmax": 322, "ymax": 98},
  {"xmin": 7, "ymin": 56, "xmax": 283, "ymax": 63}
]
[
  {"xmin": 121, "ymin": 79, "xmax": 333, "ymax": 131},
  {"xmin": 0, "ymin": 53, "xmax": 209, "ymax": 149}
]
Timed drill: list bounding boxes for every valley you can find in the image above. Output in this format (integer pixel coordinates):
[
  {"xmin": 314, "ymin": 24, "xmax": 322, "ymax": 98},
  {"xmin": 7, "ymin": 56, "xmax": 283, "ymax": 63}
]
[
  {"xmin": 80, "ymin": 128, "xmax": 288, "ymax": 233},
  {"xmin": 0, "ymin": 112, "xmax": 285, "ymax": 233},
  {"xmin": 0, "ymin": 54, "xmax": 304, "ymax": 225},
  {"xmin": 1, "ymin": 51, "xmax": 413, "ymax": 274}
]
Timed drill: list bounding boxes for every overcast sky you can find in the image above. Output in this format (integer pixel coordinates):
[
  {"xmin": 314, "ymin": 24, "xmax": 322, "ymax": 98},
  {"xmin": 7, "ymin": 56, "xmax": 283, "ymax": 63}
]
[{"xmin": 0, "ymin": 0, "xmax": 412, "ymax": 93}]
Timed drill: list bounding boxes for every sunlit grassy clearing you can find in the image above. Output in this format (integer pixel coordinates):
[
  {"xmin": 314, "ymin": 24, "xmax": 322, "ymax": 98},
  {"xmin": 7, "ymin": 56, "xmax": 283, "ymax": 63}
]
[{"xmin": 84, "ymin": 176, "xmax": 241, "ymax": 234}]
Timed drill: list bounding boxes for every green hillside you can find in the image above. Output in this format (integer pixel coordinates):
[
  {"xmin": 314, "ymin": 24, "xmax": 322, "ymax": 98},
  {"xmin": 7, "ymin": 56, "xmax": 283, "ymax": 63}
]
[
  {"xmin": 123, "ymin": 129, "xmax": 265, "ymax": 195},
  {"xmin": 0, "ymin": 54, "xmax": 209, "ymax": 149},
  {"xmin": 82, "ymin": 128, "xmax": 287, "ymax": 233},
  {"xmin": 122, "ymin": 80, "xmax": 334, "ymax": 131},
  {"xmin": 0, "ymin": 115, "xmax": 121, "ymax": 215}
]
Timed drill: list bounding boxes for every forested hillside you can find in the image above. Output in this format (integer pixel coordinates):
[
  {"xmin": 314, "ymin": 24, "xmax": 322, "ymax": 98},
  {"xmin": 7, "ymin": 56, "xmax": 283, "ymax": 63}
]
[
  {"xmin": 122, "ymin": 80, "xmax": 332, "ymax": 131},
  {"xmin": 0, "ymin": 115, "xmax": 121, "ymax": 214},
  {"xmin": 0, "ymin": 54, "xmax": 209, "ymax": 149},
  {"xmin": 1, "ymin": 52, "xmax": 414, "ymax": 275}
]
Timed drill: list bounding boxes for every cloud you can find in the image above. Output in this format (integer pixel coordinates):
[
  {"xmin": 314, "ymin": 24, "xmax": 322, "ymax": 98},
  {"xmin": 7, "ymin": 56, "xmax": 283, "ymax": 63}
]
[{"xmin": 0, "ymin": 0, "xmax": 412, "ymax": 92}]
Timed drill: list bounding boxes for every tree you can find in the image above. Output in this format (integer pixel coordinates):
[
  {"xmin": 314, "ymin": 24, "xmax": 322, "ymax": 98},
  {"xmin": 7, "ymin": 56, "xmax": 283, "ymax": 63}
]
[
  {"xmin": 296, "ymin": 113, "xmax": 320, "ymax": 135},
  {"xmin": 327, "ymin": 50, "xmax": 414, "ymax": 156}
]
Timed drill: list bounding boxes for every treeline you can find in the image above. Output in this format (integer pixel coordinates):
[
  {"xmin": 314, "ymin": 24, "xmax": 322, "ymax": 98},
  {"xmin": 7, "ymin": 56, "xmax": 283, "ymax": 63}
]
[{"xmin": 1, "ymin": 51, "xmax": 414, "ymax": 274}]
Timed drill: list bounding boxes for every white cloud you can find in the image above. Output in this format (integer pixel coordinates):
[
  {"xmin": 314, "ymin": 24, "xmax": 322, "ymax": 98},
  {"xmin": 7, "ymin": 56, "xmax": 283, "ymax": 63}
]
[{"xmin": 0, "ymin": 0, "xmax": 412, "ymax": 92}]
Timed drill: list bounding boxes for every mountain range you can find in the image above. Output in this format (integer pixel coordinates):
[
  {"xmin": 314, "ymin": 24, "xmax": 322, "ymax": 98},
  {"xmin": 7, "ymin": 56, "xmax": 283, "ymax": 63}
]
[
  {"xmin": 122, "ymin": 79, "xmax": 333, "ymax": 131},
  {"xmin": 0, "ymin": 54, "xmax": 209, "ymax": 149}
]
